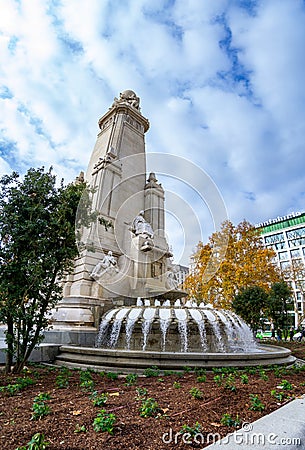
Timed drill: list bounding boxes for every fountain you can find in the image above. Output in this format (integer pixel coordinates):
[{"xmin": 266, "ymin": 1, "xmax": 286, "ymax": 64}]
[{"xmin": 53, "ymin": 90, "xmax": 295, "ymax": 372}]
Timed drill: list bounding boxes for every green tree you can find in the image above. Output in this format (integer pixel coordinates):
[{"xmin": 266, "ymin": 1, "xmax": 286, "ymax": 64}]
[
  {"xmin": 266, "ymin": 281, "xmax": 293, "ymax": 329},
  {"xmin": 232, "ymin": 286, "xmax": 268, "ymax": 332},
  {"xmin": 0, "ymin": 167, "xmax": 91, "ymax": 373}
]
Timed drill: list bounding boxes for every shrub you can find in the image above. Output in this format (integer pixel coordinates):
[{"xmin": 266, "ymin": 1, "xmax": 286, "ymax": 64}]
[
  {"xmin": 139, "ymin": 398, "xmax": 161, "ymax": 418},
  {"xmin": 125, "ymin": 373, "xmax": 138, "ymax": 386},
  {"xmin": 180, "ymin": 422, "xmax": 201, "ymax": 437},
  {"xmin": 89, "ymin": 391, "xmax": 108, "ymax": 407},
  {"xmin": 249, "ymin": 394, "xmax": 265, "ymax": 411},
  {"xmin": 92, "ymin": 410, "xmax": 116, "ymax": 434},
  {"xmin": 31, "ymin": 393, "xmax": 51, "ymax": 420},
  {"xmin": 221, "ymin": 413, "xmax": 241, "ymax": 427},
  {"xmin": 16, "ymin": 432, "xmax": 49, "ymax": 449},
  {"xmin": 106, "ymin": 372, "xmax": 119, "ymax": 381},
  {"xmin": 135, "ymin": 387, "xmax": 148, "ymax": 399},
  {"xmin": 240, "ymin": 374, "xmax": 249, "ymax": 384},
  {"xmin": 189, "ymin": 387, "xmax": 203, "ymax": 399},
  {"xmin": 144, "ymin": 366, "xmax": 160, "ymax": 377}
]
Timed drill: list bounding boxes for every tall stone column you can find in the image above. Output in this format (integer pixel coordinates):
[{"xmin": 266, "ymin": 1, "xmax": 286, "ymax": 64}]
[{"xmin": 52, "ymin": 90, "xmax": 150, "ymax": 337}]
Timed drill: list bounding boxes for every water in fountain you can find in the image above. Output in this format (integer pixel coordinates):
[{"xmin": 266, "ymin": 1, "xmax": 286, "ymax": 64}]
[
  {"xmin": 203, "ymin": 310, "xmax": 225, "ymax": 352},
  {"xmin": 96, "ymin": 300, "xmax": 258, "ymax": 354},
  {"xmin": 175, "ymin": 308, "xmax": 188, "ymax": 352},
  {"xmin": 189, "ymin": 309, "xmax": 208, "ymax": 351},
  {"xmin": 159, "ymin": 308, "xmax": 171, "ymax": 351},
  {"xmin": 142, "ymin": 308, "xmax": 155, "ymax": 351},
  {"xmin": 125, "ymin": 308, "xmax": 142, "ymax": 349},
  {"xmin": 109, "ymin": 308, "xmax": 129, "ymax": 348},
  {"xmin": 95, "ymin": 309, "xmax": 117, "ymax": 347},
  {"xmin": 230, "ymin": 312, "xmax": 257, "ymax": 351}
]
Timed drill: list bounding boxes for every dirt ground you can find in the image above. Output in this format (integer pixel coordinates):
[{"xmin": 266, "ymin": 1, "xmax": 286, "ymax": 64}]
[{"xmin": 0, "ymin": 341, "xmax": 304, "ymax": 450}]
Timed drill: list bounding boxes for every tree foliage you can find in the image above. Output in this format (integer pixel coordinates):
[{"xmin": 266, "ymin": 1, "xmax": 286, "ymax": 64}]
[
  {"xmin": 185, "ymin": 220, "xmax": 281, "ymax": 309},
  {"xmin": 0, "ymin": 167, "xmax": 90, "ymax": 373},
  {"xmin": 265, "ymin": 281, "xmax": 293, "ymax": 329},
  {"xmin": 232, "ymin": 286, "xmax": 268, "ymax": 331}
]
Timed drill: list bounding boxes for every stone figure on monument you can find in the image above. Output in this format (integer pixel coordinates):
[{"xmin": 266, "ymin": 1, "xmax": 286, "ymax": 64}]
[
  {"xmin": 165, "ymin": 265, "xmax": 179, "ymax": 290},
  {"xmin": 111, "ymin": 90, "xmax": 140, "ymax": 110},
  {"xmin": 91, "ymin": 251, "xmax": 119, "ymax": 280},
  {"xmin": 131, "ymin": 211, "xmax": 154, "ymax": 239}
]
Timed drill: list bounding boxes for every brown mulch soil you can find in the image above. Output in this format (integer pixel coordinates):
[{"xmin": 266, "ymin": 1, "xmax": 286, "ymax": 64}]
[{"xmin": 0, "ymin": 344, "xmax": 304, "ymax": 450}]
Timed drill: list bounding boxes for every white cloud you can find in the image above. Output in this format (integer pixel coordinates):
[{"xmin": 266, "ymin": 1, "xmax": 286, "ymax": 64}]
[{"xmin": 0, "ymin": 0, "xmax": 305, "ymax": 263}]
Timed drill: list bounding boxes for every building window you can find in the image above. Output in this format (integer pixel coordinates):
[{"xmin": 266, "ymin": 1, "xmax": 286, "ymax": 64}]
[
  {"xmin": 278, "ymin": 251, "xmax": 288, "ymax": 261},
  {"xmin": 280, "ymin": 261, "xmax": 290, "ymax": 270},
  {"xmin": 288, "ymin": 237, "xmax": 305, "ymax": 247},
  {"xmin": 290, "ymin": 249, "xmax": 301, "ymax": 259},
  {"xmin": 264, "ymin": 233, "xmax": 285, "ymax": 245},
  {"xmin": 286, "ymin": 226, "xmax": 305, "ymax": 240}
]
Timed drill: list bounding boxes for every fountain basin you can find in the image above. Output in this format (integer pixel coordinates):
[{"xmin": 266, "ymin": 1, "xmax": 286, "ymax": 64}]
[
  {"xmin": 55, "ymin": 344, "xmax": 295, "ymax": 373},
  {"xmin": 96, "ymin": 305, "xmax": 256, "ymax": 353}
]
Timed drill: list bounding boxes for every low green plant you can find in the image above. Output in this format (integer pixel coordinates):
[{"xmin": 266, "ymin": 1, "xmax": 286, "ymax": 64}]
[
  {"xmin": 79, "ymin": 369, "xmax": 95, "ymax": 391},
  {"xmin": 194, "ymin": 368, "xmax": 206, "ymax": 376},
  {"xmin": 173, "ymin": 381, "xmax": 181, "ymax": 389},
  {"xmin": 55, "ymin": 368, "xmax": 71, "ymax": 389},
  {"xmin": 189, "ymin": 387, "xmax": 203, "ymax": 399},
  {"xmin": 221, "ymin": 413, "xmax": 241, "ymax": 427},
  {"xmin": 106, "ymin": 372, "xmax": 119, "ymax": 381},
  {"xmin": 197, "ymin": 374, "xmax": 207, "ymax": 383},
  {"xmin": 92, "ymin": 410, "xmax": 116, "ymax": 434},
  {"xmin": 89, "ymin": 391, "xmax": 108, "ymax": 407},
  {"xmin": 245, "ymin": 367, "xmax": 257, "ymax": 375},
  {"xmin": 0, "ymin": 377, "xmax": 35, "ymax": 396},
  {"xmin": 163, "ymin": 370, "xmax": 183, "ymax": 377},
  {"xmin": 139, "ymin": 397, "xmax": 161, "ymax": 417},
  {"xmin": 183, "ymin": 366, "xmax": 193, "ymax": 373},
  {"xmin": 180, "ymin": 422, "xmax": 201, "ymax": 437},
  {"xmin": 144, "ymin": 366, "xmax": 160, "ymax": 377},
  {"xmin": 158, "ymin": 378, "xmax": 164, "ymax": 382},
  {"xmin": 279, "ymin": 379, "xmax": 293, "ymax": 390},
  {"xmin": 240, "ymin": 374, "xmax": 249, "ymax": 384},
  {"xmin": 259, "ymin": 370, "xmax": 268, "ymax": 381},
  {"xmin": 31, "ymin": 393, "xmax": 51, "ymax": 420},
  {"xmin": 74, "ymin": 424, "xmax": 87, "ymax": 433},
  {"xmin": 213, "ymin": 374, "xmax": 223, "ymax": 387},
  {"xmin": 270, "ymin": 389, "xmax": 289, "ymax": 402},
  {"xmin": 249, "ymin": 394, "xmax": 265, "ymax": 412},
  {"xmin": 125, "ymin": 373, "xmax": 138, "ymax": 386},
  {"xmin": 224, "ymin": 374, "xmax": 237, "ymax": 392},
  {"xmin": 135, "ymin": 387, "xmax": 148, "ymax": 399},
  {"xmin": 16, "ymin": 432, "xmax": 49, "ymax": 449}
]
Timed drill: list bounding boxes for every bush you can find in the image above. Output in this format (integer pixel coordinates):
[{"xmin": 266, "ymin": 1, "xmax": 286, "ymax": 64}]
[{"xmin": 92, "ymin": 410, "xmax": 116, "ymax": 434}]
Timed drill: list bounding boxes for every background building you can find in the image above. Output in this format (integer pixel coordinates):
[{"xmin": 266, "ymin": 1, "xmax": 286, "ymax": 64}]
[{"xmin": 257, "ymin": 212, "xmax": 305, "ymax": 327}]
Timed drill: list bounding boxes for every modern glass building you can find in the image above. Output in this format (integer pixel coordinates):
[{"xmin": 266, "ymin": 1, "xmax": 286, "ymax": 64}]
[{"xmin": 257, "ymin": 212, "xmax": 305, "ymax": 327}]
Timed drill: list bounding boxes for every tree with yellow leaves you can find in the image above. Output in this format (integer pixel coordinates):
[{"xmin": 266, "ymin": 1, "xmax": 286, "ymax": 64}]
[{"xmin": 185, "ymin": 220, "xmax": 281, "ymax": 309}]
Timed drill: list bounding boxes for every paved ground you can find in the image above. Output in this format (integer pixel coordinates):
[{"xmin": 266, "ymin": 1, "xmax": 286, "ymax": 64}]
[{"xmin": 205, "ymin": 394, "xmax": 305, "ymax": 449}]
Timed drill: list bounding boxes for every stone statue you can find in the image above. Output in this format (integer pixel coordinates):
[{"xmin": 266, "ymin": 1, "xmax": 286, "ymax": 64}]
[
  {"xmin": 131, "ymin": 210, "xmax": 154, "ymax": 239},
  {"xmin": 91, "ymin": 251, "xmax": 119, "ymax": 279},
  {"xmin": 165, "ymin": 265, "xmax": 179, "ymax": 290},
  {"xmin": 112, "ymin": 90, "xmax": 140, "ymax": 110}
]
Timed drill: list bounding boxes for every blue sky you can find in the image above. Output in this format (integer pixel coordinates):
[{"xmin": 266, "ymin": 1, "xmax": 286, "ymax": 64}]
[{"xmin": 1, "ymin": 0, "xmax": 305, "ymax": 264}]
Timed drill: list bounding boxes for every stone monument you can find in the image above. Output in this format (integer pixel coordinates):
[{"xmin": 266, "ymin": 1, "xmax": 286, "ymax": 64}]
[{"xmin": 51, "ymin": 90, "xmax": 179, "ymax": 343}]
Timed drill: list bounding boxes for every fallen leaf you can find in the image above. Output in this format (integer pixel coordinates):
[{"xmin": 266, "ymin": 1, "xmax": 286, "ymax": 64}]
[
  {"xmin": 109, "ymin": 392, "xmax": 120, "ymax": 396},
  {"xmin": 72, "ymin": 410, "xmax": 82, "ymax": 416},
  {"xmin": 211, "ymin": 422, "xmax": 221, "ymax": 427}
]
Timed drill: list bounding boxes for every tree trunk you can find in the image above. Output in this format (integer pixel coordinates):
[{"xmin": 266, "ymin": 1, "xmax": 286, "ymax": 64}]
[{"xmin": 5, "ymin": 316, "xmax": 14, "ymax": 374}]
